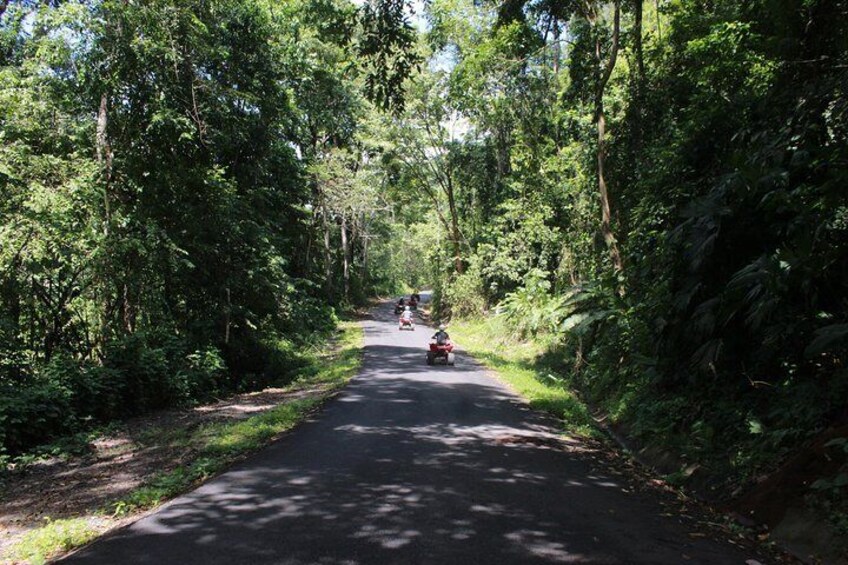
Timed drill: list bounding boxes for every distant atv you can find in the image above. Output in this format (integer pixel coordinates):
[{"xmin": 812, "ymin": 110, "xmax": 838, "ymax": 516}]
[
  {"xmin": 399, "ymin": 317, "xmax": 415, "ymax": 331},
  {"xmin": 426, "ymin": 339, "xmax": 455, "ymax": 366}
]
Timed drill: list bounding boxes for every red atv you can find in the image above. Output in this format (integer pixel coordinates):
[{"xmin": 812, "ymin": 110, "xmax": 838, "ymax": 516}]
[
  {"xmin": 427, "ymin": 339, "xmax": 455, "ymax": 365},
  {"xmin": 398, "ymin": 316, "xmax": 415, "ymax": 331}
]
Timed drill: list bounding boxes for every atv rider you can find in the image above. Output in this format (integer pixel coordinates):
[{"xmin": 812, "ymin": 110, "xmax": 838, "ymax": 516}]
[
  {"xmin": 394, "ymin": 296, "xmax": 406, "ymax": 315},
  {"xmin": 432, "ymin": 324, "xmax": 450, "ymax": 345},
  {"xmin": 400, "ymin": 306, "xmax": 414, "ymax": 323}
]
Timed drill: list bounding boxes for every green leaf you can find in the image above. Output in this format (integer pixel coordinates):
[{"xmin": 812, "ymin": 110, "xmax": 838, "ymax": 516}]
[{"xmin": 805, "ymin": 324, "xmax": 848, "ymax": 357}]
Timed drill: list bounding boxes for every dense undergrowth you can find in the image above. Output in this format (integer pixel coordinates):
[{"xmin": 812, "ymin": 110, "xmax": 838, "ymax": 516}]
[
  {"xmin": 0, "ymin": 308, "xmax": 337, "ymax": 461},
  {"xmin": 2, "ymin": 321, "xmax": 363, "ymax": 564},
  {"xmin": 450, "ymin": 303, "xmax": 848, "ymax": 553},
  {"xmin": 442, "ymin": 276, "xmax": 847, "ymax": 520}
]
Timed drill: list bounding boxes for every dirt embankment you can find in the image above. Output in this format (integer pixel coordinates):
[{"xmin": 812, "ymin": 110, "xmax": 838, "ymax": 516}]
[
  {"xmin": 731, "ymin": 425, "xmax": 848, "ymax": 564},
  {"xmin": 604, "ymin": 419, "xmax": 848, "ymax": 564}
]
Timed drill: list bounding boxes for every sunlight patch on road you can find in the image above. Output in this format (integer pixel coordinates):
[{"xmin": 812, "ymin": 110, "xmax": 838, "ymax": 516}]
[{"xmin": 505, "ymin": 529, "xmax": 587, "ymax": 563}]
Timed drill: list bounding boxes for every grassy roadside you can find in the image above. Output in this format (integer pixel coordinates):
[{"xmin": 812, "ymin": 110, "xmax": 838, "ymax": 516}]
[
  {"xmin": 2, "ymin": 321, "xmax": 364, "ymax": 565},
  {"xmin": 450, "ymin": 318, "xmax": 598, "ymax": 439}
]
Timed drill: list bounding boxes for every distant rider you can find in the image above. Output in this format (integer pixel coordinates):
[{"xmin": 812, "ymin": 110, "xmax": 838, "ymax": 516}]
[
  {"xmin": 401, "ymin": 306, "xmax": 413, "ymax": 322},
  {"xmin": 432, "ymin": 324, "xmax": 450, "ymax": 345}
]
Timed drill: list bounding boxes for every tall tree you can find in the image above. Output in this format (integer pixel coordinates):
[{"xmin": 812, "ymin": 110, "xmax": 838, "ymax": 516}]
[
  {"xmin": 583, "ymin": 0, "xmax": 623, "ymax": 274},
  {"xmin": 390, "ymin": 75, "xmax": 468, "ymax": 274}
]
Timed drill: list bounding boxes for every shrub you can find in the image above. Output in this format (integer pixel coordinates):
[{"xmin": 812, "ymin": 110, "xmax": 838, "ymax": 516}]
[
  {"xmin": 0, "ymin": 291, "xmax": 343, "ymax": 456},
  {"xmin": 0, "ymin": 379, "xmax": 74, "ymax": 455},
  {"xmin": 263, "ymin": 337, "xmax": 310, "ymax": 386},
  {"xmin": 101, "ymin": 334, "xmax": 179, "ymax": 415},
  {"xmin": 443, "ymin": 259, "xmax": 487, "ymax": 319},
  {"xmin": 497, "ymin": 269, "xmax": 564, "ymax": 338},
  {"xmin": 0, "ymin": 333, "xmax": 232, "ymax": 456},
  {"xmin": 176, "ymin": 347, "xmax": 226, "ymax": 403}
]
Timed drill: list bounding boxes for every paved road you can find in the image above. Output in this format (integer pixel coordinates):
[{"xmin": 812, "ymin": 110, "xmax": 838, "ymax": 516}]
[{"xmin": 64, "ymin": 299, "xmax": 763, "ymax": 564}]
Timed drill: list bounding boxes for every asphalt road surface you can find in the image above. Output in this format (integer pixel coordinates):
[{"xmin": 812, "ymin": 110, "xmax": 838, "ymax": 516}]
[{"xmin": 63, "ymin": 297, "xmax": 764, "ymax": 564}]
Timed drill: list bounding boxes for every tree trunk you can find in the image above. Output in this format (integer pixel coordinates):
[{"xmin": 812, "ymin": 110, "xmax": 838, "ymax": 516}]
[
  {"xmin": 303, "ymin": 219, "xmax": 314, "ymax": 277},
  {"xmin": 552, "ymin": 20, "xmax": 560, "ymax": 74},
  {"xmin": 1, "ymin": 259, "xmax": 21, "ymax": 380},
  {"xmin": 360, "ymin": 217, "xmax": 369, "ymax": 287},
  {"xmin": 634, "ymin": 0, "xmax": 644, "ymax": 83},
  {"xmin": 494, "ymin": 125, "xmax": 511, "ymax": 181},
  {"xmin": 341, "ymin": 216, "xmax": 351, "ymax": 301},
  {"xmin": 96, "ymin": 93, "xmax": 113, "ymax": 233},
  {"xmin": 593, "ymin": 1, "xmax": 624, "ymax": 275},
  {"xmin": 28, "ymin": 275, "xmax": 36, "ymax": 354},
  {"xmin": 445, "ymin": 172, "xmax": 464, "ymax": 274},
  {"xmin": 122, "ymin": 282, "xmax": 135, "ymax": 333},
  {"xmin": 95, "ymin": 92, "xmax": 114, "ymax": 348},
  {"xmin": 597, "ymin": 109, "xmax": 623, "ymax": 273},
  {"xmin": 631, "ymin": 0, "xmax": 645, "ymax": 149},
  {"xmin": 655, "ymin": 0, "xmax": 662, "ymax": 41},
  {"xmin": 224, "ymin": 287, "xmax": 231, "ymax": 345},
  {"xmin": 321, "ymin": 206, "xmax": 333, "ymax": 299}
]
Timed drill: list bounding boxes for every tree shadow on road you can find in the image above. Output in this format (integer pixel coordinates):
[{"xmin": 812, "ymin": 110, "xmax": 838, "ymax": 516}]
[{"xmin": 62, "ymin": 374, "xmax": 759, "ymax": 565}]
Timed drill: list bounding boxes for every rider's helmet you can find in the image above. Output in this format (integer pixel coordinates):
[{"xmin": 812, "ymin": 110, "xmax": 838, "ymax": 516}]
[
  {"xmin": 439, "ymin": 324, "xmax": 446, "ymax": 331},
  {"xmin": 405, "ymin": 306, "xmax": 410, "ymax": 311}
]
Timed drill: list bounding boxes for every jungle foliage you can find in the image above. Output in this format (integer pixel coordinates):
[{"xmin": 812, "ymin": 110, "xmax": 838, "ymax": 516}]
[
  {"xmin": 386, "ymin": 0, "xmax": 848, "ymax": 506},
  {"xmin": 0, "ymin": 0, "xmax": 416, "ymax": 456},
  {"xmin": 2, "ymin": 0, "xmax": 847, "ymax": 528}
]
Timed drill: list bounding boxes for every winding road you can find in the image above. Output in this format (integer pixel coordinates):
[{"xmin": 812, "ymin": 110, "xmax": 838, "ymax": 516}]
[{"xmin": 63, "ymin": 297, "xmax": 764, "ymax": 564}]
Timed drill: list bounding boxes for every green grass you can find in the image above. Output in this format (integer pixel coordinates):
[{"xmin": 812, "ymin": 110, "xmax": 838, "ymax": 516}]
[
  {"xmin": 297, "ymin": 320, "xmax": 365, "ymax": 387},
  {"xmin": 4, "ymin": 518, "xmax": 101, "ymax": 565},
  {"xmin": 2, "ymin": 321, "xmax": 364, "ymax": 564},
  {"xmin": 451, "ymin": 318, "xmax": 599, "ymax": 438}
]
